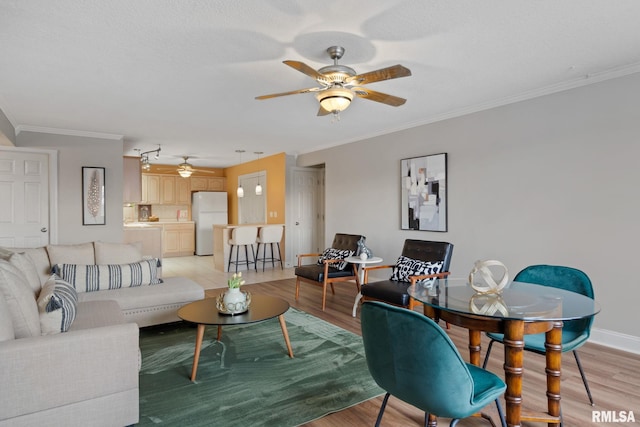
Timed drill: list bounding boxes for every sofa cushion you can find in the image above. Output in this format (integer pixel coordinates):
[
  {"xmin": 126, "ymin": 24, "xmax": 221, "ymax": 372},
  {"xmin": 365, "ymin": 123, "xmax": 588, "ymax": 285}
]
[
  {"xmin": 0, "ymin": 259, "xmax": 40, "ymax": 338},
  {"xmin": 94, "ymin": 241, "xmax": 143, "ymax": 265},
  {"xmin": 390, "ymin": 256, "xmax": 443, "ymax": 283},
  {"xmin": 0, "ymin": 293, "xmax": 15, "ymax": 342},
  {"xmin": 53, "ymin": 259, "xmax": 163, "ymax": 293},
  {"xmin": 7, "ymin": 251, "xmax": 42, "ymax": 294},
  {"xmin": 2, "ymin": 247, "xmax": 52, "ymax": 286},
  {"xmin": 46, "ymin": 242, "xmax": 95, "ymax": 266},
  {"xmin": 37, "ymin": 275, "xmax": 78, "ymax": 334},
  {"xmin": 317, "ymin": 248, "xmax": 354, "ymax": 271},
  {"xmin": 77, "ymin": 277, "xmax": 203, "ymax": 311},
  {"xmin": 69, "ymin": 299, "xmax": 125, "ymax": 331}
]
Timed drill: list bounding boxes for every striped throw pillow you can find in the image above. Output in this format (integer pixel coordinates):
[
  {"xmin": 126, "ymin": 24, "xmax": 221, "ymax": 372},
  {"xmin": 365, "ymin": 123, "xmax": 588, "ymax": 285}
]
[
  {"xmin": 37, "ymin": 275, "xmax": 78, "ymax": 334},
  {"xmin": 52, "ymin": 259, "xmax": 163, "ymax": 293}
]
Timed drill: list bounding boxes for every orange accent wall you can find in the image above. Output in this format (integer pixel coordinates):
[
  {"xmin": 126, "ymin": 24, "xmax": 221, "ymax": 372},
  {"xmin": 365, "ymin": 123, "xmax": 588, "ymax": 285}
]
[{"xmin": 225, "ymin": 152, "xmax": 286, "ymax": 225}]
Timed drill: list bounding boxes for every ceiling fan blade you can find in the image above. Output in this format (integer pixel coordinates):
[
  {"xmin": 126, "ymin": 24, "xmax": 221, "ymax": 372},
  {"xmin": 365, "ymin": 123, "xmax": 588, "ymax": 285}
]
[
  {"xmin": 191, "ymin": 169, "xmax": 218, "ymax": 174},
  {"xmin": 352, "ymin": 87, "xmax": 407, "ymax": 106},
  {"xmin": 317, "ymin": 106, "xmax": 331, "ymax": 116},
  {"xmin": 346, "ymin": 64, "xmax": 411, "ymax": 85},
  {"xmin": 255, "ymin": 86, "xmax": 322, "ymax": 100},
  {"xmin": 283, "ymin": 60, "xmax": 326, "ymax": 81}
]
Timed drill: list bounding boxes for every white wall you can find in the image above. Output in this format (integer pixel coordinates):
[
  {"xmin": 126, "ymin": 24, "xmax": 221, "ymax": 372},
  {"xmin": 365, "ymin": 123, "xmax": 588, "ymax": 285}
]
[
  {"xmin": 298, "ymin": 72, "xmax": 640, "ymax": 346},
  {"xmin": 16, "ymin": 130, "xmax": 125, "ymax": 244}
]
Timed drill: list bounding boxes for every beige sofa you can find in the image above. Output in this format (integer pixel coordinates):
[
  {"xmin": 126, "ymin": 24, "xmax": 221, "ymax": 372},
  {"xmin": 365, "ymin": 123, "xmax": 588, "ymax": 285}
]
[{"xmin": 0, "ymin": 241, "xmax": 205, "ymax": 426}]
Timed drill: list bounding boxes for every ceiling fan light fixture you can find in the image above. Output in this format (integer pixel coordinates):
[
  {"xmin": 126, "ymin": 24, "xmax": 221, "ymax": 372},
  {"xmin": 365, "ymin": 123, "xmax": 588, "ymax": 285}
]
[
  {"xmin": 316, "ymin": 87, "xmax": 353, "ymax": 113},
  {"xmin": 178, "ymin": 168, "xmax": 192, "ymax": 178}
]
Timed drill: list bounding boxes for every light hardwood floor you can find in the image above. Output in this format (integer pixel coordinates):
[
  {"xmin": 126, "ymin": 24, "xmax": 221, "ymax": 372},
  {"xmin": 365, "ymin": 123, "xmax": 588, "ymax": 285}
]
[{"xmin": 163, "ymin": 256, "xmax": 640, "ymax": 426}]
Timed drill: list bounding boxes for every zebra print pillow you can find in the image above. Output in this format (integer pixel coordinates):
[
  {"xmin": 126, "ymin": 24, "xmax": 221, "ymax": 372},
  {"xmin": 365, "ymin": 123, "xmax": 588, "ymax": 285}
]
[
  {"xmin": 390, "ymin": 256, "xmax": 443, "ymax": 283},
  {"xmin": 37, "ymin": 275, "xmax": 78, "ymax": 334},
  {"xmin": 51, "ymin": 258, "xmax": 163, "ymax": 293},
  {"xmin": 317, "ymin": 248, "xmax": 354, "ymax": 271}
]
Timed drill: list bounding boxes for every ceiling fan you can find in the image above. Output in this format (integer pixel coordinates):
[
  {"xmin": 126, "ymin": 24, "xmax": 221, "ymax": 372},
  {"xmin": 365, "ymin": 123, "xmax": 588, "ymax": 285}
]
[
  {"xmin": 155, "ymin": 156, "xmax": 218, "ymax": 178},
  {"xmin": 255, "ymin": 46, "xmax": 412, "ymax": 118}
]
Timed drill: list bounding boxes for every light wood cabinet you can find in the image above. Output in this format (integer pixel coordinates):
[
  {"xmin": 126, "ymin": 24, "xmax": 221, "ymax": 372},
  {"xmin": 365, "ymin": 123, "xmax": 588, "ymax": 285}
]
[
  {"xmin": 159, "ymin": 175, "xmax": 176, "ymax": 204},
  {"xmin": 123, "ymin": 157, "xmax": 142, "ymax": 202},
  {"xmin": 162, "ymin": 223, "xmax": 195, "ymax": 257},
  {"xmin": 141, "ymin": 174, "xmax": 161, "ymax": 204},
  {"xmin": 142, "ymin": 174, "xmax": 191, "ymax": 205},
  {"xmin": 191, "ymin": 176, "xmax": 227, "ymax": 191},
  {"xmin": 176, "ymin": 177, "xmax": 191, "ymax": 204},
  {"xmin": 190, "ymin": 177, "xmax": 207, "ymax": 191}
]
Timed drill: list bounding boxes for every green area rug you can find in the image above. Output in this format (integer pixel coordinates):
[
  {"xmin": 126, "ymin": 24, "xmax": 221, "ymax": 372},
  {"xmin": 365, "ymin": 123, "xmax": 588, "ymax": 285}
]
[{"xmin": 138, "ymin": 307, "xmax": 383, "ymax": 426}]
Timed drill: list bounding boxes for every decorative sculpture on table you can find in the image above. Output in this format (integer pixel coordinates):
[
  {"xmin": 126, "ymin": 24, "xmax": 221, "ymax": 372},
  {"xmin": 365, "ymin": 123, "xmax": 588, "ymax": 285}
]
[
  {"xmin": 468, "ymin": 260, "xmax": 508, "ymax": 294},
  {"xmin": 357, "ymin": 237, "xmax": 373, "ymax": 260}
]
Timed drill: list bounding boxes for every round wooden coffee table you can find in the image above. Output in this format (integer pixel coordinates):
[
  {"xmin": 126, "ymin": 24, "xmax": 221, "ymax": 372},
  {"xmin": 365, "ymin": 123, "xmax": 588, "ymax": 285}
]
[{"xmin": 177, "ymin": 294, "xmax": 294, "ymax": 381}]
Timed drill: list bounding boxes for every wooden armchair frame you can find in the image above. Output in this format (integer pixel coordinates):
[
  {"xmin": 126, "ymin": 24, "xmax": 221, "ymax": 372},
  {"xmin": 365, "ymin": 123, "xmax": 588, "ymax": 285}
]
[{"xmin": 295, "ymin": 252, "xmax": 360, "ymax": 311}]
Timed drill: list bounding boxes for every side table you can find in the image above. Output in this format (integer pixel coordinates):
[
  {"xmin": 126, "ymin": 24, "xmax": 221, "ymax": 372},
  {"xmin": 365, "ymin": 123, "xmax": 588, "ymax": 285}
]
[{"xmin": 345, "ymin": 255, "xmax": 383, "ymax": 317}]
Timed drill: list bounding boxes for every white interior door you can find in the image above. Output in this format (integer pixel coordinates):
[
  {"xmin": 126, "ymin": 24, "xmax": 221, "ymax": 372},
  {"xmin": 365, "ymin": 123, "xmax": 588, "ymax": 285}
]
[
  {"xmin": 288, "ymin": 168, "xmax": 323, "ymax": 266},
  {"xmin": 0, "ymin": 149, "xmax": 50, "ymax": 247}
]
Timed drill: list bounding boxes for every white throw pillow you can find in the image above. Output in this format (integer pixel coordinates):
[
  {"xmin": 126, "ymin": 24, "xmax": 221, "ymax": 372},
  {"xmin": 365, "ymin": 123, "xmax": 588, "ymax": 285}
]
[
  {"xmin": 0, "ymin": 259, "xmax": 40, "ymax": 338},
  {"xmin": 7, "ymin": 252, "xmax": 42, "ymax": 295},
  {"xmin": 46, "ymin": 242, "xmax": 95, "ymax": 266},
  {"xmin": 37, "ymin": 275, "xmax": 78, "ymax": 334},
  {"xmin": 94, "ymin": 241, "xmax": 143, "ymax": 265}
]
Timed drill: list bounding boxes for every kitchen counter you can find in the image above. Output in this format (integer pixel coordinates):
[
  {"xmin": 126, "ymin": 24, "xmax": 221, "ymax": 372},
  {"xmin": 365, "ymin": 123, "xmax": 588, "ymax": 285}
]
[
  {"xmin": 124, "ymin": 221, "xmax": 195, "ymax": 258},
  {"xmin": 124, "ymin": 221, "xmax": 194, "ymax": 228}
]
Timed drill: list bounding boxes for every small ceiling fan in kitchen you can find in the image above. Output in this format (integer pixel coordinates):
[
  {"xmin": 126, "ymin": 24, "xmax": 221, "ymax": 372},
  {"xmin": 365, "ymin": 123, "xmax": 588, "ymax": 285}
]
[{"xmin": 154, "ymin": 156, "xmax": 218, "ymax": 178}]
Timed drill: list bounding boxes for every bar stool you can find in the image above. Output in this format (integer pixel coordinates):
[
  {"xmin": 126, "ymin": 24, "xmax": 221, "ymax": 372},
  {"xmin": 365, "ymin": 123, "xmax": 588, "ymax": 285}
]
[
  {"xmin": 255, "ymin": 225, "xmax": 284, "ymax": 271},
  {"xmin": 227, "ymin": 226, "xmax": 258, "ymax": 273}
]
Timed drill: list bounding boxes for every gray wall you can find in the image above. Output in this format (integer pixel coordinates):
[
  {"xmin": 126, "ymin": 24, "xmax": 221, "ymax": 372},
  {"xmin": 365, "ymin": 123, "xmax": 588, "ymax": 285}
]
[
  {"xmin": 17, "ymin": 131, "xmax": 124, "ymax": 244},
  {"xmin": 298, "ymin": 72, "xmax": 640, "ymax": 342},
  {"xmin": 0, "ymin": 107, "xmax": 16, "ymax": 146}
]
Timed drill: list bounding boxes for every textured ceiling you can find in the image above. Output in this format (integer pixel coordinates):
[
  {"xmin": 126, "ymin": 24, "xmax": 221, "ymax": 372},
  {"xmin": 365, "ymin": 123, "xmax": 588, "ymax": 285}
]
[{"xmin": 2, "ymin": 0, "xmax": 640, "ymax": 167}]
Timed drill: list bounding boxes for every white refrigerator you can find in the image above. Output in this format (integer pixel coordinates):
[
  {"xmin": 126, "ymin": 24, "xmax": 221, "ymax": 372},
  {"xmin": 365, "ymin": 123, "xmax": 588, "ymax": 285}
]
[{"xmin": 192, "ymin": 191, "xmax": 228, "ymax": 256}]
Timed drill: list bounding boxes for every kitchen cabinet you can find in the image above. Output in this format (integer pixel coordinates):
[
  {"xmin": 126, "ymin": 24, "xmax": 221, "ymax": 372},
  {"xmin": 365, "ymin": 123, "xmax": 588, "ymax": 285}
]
[
  {"xmin": 160, "ymin": 175, "xmax": 176, "ymax": 204},
  {"xmin": 123, "ymin": 226, "xmax": 162, "ymax": 259},
  {"xmin": 176, "ymin": 177, "xmax": 191, "ymax": 204},
  {"xmin": 162, "ymin": 223, "xmax": 195, "ymax": 257},
  {"xmin": 142, "ymin": 174, "xmax": 191, "ymax": 205},
  {"xmin": 123, "ymin": 156, "xmax": 141, "ymax": 202},
  {"xmin": 191, "ymin": 176, "xmax": 226, "ymax": 191},
  {"xmin": 141, "ymin": 174, "xmax": 161, "ymax": 204}
]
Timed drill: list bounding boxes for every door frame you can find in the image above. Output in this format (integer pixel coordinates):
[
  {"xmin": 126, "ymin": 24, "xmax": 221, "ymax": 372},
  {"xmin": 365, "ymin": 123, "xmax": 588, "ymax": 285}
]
[
  {"xmin": 0, "ymin": 146, "xmax": 59, "ymax": 244},
  {"xmin": 285, "ymin": 166, "xmax": 325, "ymax": 268}
]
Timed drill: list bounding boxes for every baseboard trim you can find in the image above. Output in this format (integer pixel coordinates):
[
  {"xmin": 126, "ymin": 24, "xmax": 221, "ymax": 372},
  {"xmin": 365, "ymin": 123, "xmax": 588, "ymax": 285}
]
[{"xmin": 589, "ymin": 327, "xmax": 640, "ymax": 355}]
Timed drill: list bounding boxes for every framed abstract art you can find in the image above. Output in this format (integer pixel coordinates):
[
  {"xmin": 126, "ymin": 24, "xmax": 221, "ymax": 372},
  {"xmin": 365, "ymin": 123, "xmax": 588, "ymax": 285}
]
[{"xmin": 400, "ymin": 153, "xmax": 447, "ymax": 232}]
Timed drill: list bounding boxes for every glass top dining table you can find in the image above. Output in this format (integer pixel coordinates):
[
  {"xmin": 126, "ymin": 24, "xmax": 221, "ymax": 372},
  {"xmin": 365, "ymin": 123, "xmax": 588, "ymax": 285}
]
[{"xmin": 408, "ymin": 277, "xmax": 600, "ymax": 427}]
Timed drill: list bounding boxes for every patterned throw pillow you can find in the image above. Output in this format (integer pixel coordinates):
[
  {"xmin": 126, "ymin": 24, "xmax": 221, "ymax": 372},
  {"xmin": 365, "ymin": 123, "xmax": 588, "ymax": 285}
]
[
  {"xmin": 37, "ymin": 275, "xmax": 78, "ymax": 334},
  {"xmin": 390, "ymin": 256, "xmax": 444, "ymax": 283},
  {"xmin": 52, "ymin": 258, "xmax": 163, "ymax": 293},
  {"xmin": 317, "ymin": 248, "xmax": 354, "ymax": 271}
]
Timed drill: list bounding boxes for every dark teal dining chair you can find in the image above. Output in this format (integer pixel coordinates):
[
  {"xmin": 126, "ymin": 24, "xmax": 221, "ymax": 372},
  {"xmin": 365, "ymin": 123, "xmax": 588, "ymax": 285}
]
[
  {"xmin": 361, "ymin": 301, "xmax": 506, "ymax": 427},
  {"xmin": 482, "ymin": 264, "xmax": 595, "ymax": 406}
]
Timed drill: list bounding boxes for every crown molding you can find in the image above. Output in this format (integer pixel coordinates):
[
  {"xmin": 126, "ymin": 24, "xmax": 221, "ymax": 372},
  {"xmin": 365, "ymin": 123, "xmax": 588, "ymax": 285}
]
[{"xmin": 15, "ymin": 125, "xmax": 123, "ymax": 141}]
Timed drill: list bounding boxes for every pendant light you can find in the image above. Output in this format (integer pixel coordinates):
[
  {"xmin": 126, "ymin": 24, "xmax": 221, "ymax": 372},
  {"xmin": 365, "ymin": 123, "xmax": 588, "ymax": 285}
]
[
  {"xmin": 254, "ymin": 151, "xmax": 263, "ymax": 196},
  {"xmin": 235, "ymin": 150, "xmax": 245, "ymax": 198}
]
